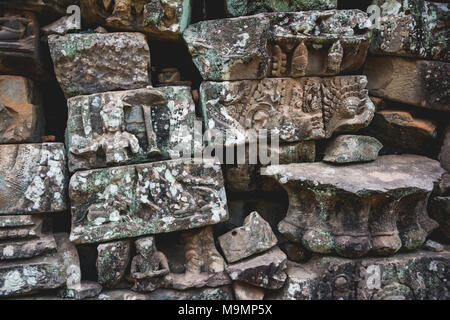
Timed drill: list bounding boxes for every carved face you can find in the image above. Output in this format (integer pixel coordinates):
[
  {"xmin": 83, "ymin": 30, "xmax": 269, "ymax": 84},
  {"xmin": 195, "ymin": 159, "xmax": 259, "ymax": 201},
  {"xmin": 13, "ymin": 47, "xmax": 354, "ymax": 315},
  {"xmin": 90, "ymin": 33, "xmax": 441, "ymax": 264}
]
[
  {"xmin": 342, "ymin": 96, "xmax": 361, "ymax": 118},
  {"xmin": 100, "ymin": 105, "xmax": 124, "ymax": 132}
]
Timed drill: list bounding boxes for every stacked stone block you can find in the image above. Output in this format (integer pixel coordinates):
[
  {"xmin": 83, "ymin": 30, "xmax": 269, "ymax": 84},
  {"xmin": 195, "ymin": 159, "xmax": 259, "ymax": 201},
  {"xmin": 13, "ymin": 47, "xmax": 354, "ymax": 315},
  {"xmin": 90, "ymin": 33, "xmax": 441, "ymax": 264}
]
[{"xmin": 0, "ymin": 0, "xmax": 448, "ymax": 301}]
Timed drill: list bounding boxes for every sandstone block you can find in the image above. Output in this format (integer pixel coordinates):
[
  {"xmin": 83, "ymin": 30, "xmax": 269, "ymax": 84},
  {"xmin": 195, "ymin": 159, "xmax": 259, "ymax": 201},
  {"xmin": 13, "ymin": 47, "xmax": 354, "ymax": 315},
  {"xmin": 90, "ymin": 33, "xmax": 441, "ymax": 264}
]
[
  {"xmin": 201, "ymin": 76, "xmax": 375, "ymax": 146},
  {"xmin": 364, "ymin": 56, "xmax": 450, "ymax": 111},
  {"xmin": 264, "ymin": 155, "xmax": 445, "ymax": 258},
  {"xmin": 0, "ymin": 143, "xmax": 68, "ymax": 215},
  {"xmin": 184, "ymin": 10, "xmax": 371, "ymax": 81},
  {"xmin": 0, "ymin": 76, "xmax": 43, "ymax": 144},
  {"xmin": 69, "ymin": 159, "xmax": 228, "ymax": 244},
  {"xmin": 81, "ymin": 0, "xmax": 192, "ymax": 40},
  {"xmin": 48, "ymin": 32, "xmax": 151, "ymax": 98},
  {"xmin": 67, "ymin": 86, "xmax": 197, "ymax": 172},
  {"xmin": 219, "ymin": 212, "xmax": 278, "ymax": 263}
]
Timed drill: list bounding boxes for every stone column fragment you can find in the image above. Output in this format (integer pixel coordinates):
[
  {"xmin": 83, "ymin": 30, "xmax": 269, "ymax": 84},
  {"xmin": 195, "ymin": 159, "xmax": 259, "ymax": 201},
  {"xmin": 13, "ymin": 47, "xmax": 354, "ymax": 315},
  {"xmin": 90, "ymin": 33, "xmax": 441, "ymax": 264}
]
[{"xmin": 263, "ymin": 155, "xmax": 445, "ymax": 258}]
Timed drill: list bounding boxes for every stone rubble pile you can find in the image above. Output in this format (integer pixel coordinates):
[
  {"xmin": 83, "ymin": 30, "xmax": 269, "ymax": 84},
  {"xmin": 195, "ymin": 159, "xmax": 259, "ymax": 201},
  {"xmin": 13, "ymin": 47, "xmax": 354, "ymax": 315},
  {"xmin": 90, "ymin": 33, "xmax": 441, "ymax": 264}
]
[{"xmin": 0, "ymin": 0, "xmax": 448, "ymax": 300}]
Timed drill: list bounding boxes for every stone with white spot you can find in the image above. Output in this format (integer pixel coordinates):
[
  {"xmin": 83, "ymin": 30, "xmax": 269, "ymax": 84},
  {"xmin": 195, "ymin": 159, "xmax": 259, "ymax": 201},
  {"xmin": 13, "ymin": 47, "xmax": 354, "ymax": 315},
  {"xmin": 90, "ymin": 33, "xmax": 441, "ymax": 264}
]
[{"xmin": 69, "ymin": 159, "xmax": 228, "ymax": 244}]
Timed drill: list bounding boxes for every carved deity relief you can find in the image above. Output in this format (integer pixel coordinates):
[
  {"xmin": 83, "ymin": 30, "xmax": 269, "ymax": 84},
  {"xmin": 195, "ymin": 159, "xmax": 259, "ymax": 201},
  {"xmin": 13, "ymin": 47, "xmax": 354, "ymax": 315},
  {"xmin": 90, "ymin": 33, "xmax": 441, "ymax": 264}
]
[
  {"xmin": 129, "ymin": 236, "xmax": 170, "ymax": 292},
  {"xmin": 67, "ymin": 88, "xmax": 185, "ymax": 172},
  {"xmin": 269, "ymin": 39, "xmax": 346, "ymax": 78},
  {"xmin": 70, "ymin": 100, "xmax": 143, "ymax": 167}
]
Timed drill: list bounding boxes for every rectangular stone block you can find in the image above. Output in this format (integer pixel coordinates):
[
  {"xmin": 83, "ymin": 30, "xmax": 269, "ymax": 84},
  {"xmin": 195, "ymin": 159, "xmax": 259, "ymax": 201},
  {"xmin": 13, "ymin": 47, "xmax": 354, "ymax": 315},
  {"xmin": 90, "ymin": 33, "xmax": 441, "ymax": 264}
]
[
  {"xmin": 225, "ymin": 0, "xmax": 337, "ymax": 17},
  {"xmin": 0, "ymin": 233, "xmax": 79, "ymax": 297},
  {"xmin": 0, "ymin": 10, "xmax": 44, "ymax": 80},
  {"xmin": 0, "ymin": 76, "xmax": 44, "ymax": 144},
  {"xmin": 201, "ymin": 76, "xmax": 375, "ymax": 146},
  {"xmin": 67, "ymin": 86, "xmax": 197, "ymax": 172},
  {"xmin": 0, "ymin": 215, "xmax": 45, "ymax": 241},
  {"xmin": 184, "ymin": 10, "xmax": 371, "ymax": 81},
  {"xmin": 48, "ymin": 32, "xmax": 151, "ymax": 98},
  {"xmin": 364, "ymin": 56, "xmax": 450, "ymax": 111},
  {"xmin": 370, "ymin": 0, "xmax": 449, "ymax": 62},
  {"xmin": 0, "ymin": 143, "xmax": 68, "ymax": 215},
  {"xmin": 69, "ymin": 159, "xmax": 228, "ymax": 244},
  {"xmin": 0, "ymin": 235, "xmax": 57, "ymax": 261},
  {"xmin": 81, "ymin": 0, "xmax": 192, "ymax": 40}
]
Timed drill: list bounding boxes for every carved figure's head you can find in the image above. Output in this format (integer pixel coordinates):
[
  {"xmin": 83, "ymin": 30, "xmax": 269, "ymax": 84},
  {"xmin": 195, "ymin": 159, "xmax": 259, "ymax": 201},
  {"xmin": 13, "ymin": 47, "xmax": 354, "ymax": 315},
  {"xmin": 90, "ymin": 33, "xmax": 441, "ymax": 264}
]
[
  {"xmin": 245, "ymin": 103, "xmax": 271, "ymax": 130},
  {"xmin": 100, "ymin": 102, "xmax": 124, "ymax": 132},
  {"xmin": 135, "ymin": 237, "xmax": 155, "ymax": 258}
]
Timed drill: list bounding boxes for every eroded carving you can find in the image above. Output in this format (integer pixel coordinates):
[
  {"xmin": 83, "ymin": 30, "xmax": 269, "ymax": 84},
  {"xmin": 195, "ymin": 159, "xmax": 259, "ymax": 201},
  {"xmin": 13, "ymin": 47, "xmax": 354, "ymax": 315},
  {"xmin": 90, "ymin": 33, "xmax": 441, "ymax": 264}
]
[
  {"xmin": 67, "ymin": 87, "xmax": 197, "ymax": 172},
  {"xmin": 201, "ymin": 76, "xmax": 374, "ymax": 146},
  {"xmin": 264, "ymin": 155, "xmax": 445, "ymax": 258},
  {"xmin": 69, "ymin": 159, "xmax": 228, "ymax": 244},
  {"xmin": 0, "ymin": 143, "xmax": 68, "ymax": 215},
  {"xmin": 130, "ymin": 236, "xmax": 169, "ymax": 292}
]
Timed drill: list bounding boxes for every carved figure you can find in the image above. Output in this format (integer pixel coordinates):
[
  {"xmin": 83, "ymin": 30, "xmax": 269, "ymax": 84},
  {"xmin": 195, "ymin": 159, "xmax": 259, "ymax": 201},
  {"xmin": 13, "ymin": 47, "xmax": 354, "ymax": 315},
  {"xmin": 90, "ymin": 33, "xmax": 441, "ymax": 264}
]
[
  {"xmin": 130, "ymin": 237, "xmax": 169, "ymax": 292},
  {"xmin": 327, "ymin": 40, "xmax": 343, "ymax": 73},
  {"xmin": 272, "ymin": 45, "xmax": 287, "ymax": 77},
  {"xmin": 291, "ymin": 41, "xmax": 308, "ymax": 77},
  {"xmin": 70, "ymin": 101, "xmax": 142, "ymax": 166}
]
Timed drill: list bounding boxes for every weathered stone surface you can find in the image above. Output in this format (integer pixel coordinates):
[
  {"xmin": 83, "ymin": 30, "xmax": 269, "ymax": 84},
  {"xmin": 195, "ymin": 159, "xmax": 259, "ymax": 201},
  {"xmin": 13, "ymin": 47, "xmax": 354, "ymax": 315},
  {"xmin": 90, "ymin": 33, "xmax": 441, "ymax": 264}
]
[
  {"xmin": 268, "ymin": 250, "xmax": 450, "ymax": 300},
  {"xmin": 201, "ymin": 76, "xmax": 375, "ymax": 146},
  {"xmin": 364, "ymin": 56, "xmax": 450, "ymax": 111},
  {"xmin": 0, "ymin": 215, "xmax": 45, "ymax": 241},
  {"xmin": 164, "ymin": 226, "xmax": 230, "ymax": 290},
  {"xmin": 224, "ymin": 165, "xmax": 258, "ymax": 193},
  {"xmin": 263, "ymin": 155, "xmax": 445, "ymax": 257},
  {"xmin": 69, "ymin": 159, "xmax": 228, "ymax": 244},
  {"xmin": 323, "ymin": 135, "xmax": 383, "ymax": 163},
  {"xmin": 424, "ymin": 240, "xmax": 444, "ymax": 253},
  {"xmin": 0, "ymin": 143, "xmax": 68, "ymax": 215},
  {"xmin": 97, "ymin": 289, "xmax": 149, "ymax": 300},
  {"xmin": 225, "ymin": 0, "xmax": 337, "ymax": 17},
  {"xmin": 370, "ymin": 0, "xmax": 449, "ymax": 62},
  {"xmin": 129, "ymin": 236, "xmax": 170, "ymax": 292},
  {"xmin": 0, "ymin": 11, "xmax": 44, "ymax": 80},
  {"xmin": 281, "ymin": 242, "xmax": 310, "ymax": 263},
  {"xmin": 67, "ymin": 86, "xmax": 197, "ymax": 172},
  {"xmin": 232, "ymin": 281, "xmax": 264, "ymax": 300},
  {"xmin": 97, "ymin": 286, "xmax": 234, "ymax": 300},
  {"xmin": 441, "ymin": 124, "xmax": 450, "ymax": 171},
  {"xmin": 146, "ymin": 286, "xmax": 234, "ymax": 300},
  {"xmin": 366, "ymin": 110, "xmax": 438, "ymax": 155},
  {"xmin": 429, "ymin": 174, "xmax": 450, "ymax": 240},
  {"xmin": 97, "ymin": 240, "xmax": 131, "ymax": 288},
  {"xmin": 184, "ymin": 10, "xmax": 371, "ymax": 81},
  {"xmin": 0, "ymin": 234, "xmax": 78, "ymax": 297},
  {"xmin": 59, "ymin": 281, "xmax": 102, "ymax": 300},
  {"xmin": 48, "ymin": 32, "xmax": 151, "ymax": 98},
  {"xmin": 226, "ymin": 246, "xmax": 287, "ymax": 289},
  {"xmin": 270, "ymin": 141, "xmax": 316, "ymax": 164},
  {"xmin": 0, "ymin": 76, "xmax": 43, "ymax": 144},
  {"xmin": 81, "ymin": 0, "xmax": 192, "ymax": 40},
  {"xmin": 219, "ymin": 212, "xmax": 278, "ymax": 263},
  {"xmin": 0, "ymin": 235, "xmax": 57, "ymax": 261}
]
